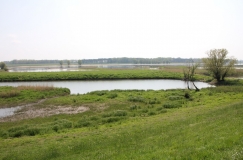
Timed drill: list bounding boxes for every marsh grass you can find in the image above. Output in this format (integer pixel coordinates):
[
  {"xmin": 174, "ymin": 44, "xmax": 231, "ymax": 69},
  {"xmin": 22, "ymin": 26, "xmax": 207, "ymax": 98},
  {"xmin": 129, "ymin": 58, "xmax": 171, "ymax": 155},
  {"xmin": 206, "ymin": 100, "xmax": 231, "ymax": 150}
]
[
  {"xmin": 1, "ymin": 82, "xmax": 243, "ymax": 159},
  {"xmin": 0, "ymin": 86, "xmax": 70, "ymax": 107},
  {"xmin": 17, "ymin": 85, "xmax": 54, "ymax": 91},
  {"xmin": 0, "ymin": 68, "xmax": 212, "ymax": 82},
  {"xmin": 1, "ymin": 98, "xmax": 243, "ymax": 159}
]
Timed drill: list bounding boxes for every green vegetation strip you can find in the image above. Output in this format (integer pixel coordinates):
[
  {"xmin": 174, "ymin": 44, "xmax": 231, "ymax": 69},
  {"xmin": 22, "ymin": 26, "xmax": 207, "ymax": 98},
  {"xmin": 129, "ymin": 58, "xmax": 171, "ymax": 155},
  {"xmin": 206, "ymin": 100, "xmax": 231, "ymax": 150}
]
[
  {"xmin": 0, "ymin": 69, "xmax": 210, "ymax": 82},
  {"xmin": 0, "ymin": 86, "xmax": 70, "ymax": 108},
  {"xmin": 1, "ymin": 84, "xmax": 243, "ymax": 159}
]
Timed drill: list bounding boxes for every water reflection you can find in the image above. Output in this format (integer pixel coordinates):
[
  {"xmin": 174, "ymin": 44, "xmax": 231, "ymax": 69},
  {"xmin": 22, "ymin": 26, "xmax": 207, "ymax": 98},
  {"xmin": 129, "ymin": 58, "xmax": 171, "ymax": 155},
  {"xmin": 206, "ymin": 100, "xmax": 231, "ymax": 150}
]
[
  {"xmin": 0, "ymin": 106, "xmax": 22, "ymax": 118},
  {"xmin": 0, "ymin": 80, "xmax": 213, "ymax": 94}
]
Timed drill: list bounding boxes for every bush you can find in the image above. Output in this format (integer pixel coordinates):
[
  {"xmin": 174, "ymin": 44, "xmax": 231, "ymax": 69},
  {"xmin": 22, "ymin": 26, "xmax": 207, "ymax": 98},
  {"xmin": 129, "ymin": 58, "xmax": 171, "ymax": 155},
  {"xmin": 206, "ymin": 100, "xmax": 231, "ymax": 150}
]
[
  {"xmin": 148, "ymin": 111, "xmax": 156, "ymax": 116},
  {"xmin": 184, "ymin": 92, "xmax": 190, "ymax": 99},
  {"xmin": 75, "ymin": 120, "xmax": 92, "ymax": 128},
  {"xmin": 128, "ymin": 96, "xmax": 145, "ymax": 102},
  {"xmin": 51, "ymin": 119, "xmax": 73, "ymax": 132},
  {"xmin": 105, "ymin": 117, "xmax": 120, "ymax": 123},
  {"xmin": 107, "ymin": 93, "xmax": 118, "ymax": 99},
  {"xmin": 24, "ymin": 127, "xmax": 40, "ymax": 136}
]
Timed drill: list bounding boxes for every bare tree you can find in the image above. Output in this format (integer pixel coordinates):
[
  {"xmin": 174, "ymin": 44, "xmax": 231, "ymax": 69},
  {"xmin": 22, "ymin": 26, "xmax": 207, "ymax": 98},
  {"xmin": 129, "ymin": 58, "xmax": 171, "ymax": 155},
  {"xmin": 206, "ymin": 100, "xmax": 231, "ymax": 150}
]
[
  {"xmin": 183, "ymin": 60, "xmax": 200, "ymax": 91},
  {"xmin": 59, "ymin": 60, "xmax": 63, "ymax": 68},
  {"xmin": 202, "ymin": 49, "xmax": 236, "ymax": 82},
  {"xmin": 78, "ymin": 60, "xmax": 82, "ymax": 67}
]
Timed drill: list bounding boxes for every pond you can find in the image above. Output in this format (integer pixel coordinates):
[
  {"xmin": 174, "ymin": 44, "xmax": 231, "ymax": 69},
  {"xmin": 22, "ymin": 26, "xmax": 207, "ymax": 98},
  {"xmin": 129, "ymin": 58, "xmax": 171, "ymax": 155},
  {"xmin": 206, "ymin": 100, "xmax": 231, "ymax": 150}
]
[
  {"xmin": 0, "ymin": 106, "xmax": 22, "ymax": 118},
  {"xmin": 0, "ymin": 79, "xmax": 213, "ymax": 94}
]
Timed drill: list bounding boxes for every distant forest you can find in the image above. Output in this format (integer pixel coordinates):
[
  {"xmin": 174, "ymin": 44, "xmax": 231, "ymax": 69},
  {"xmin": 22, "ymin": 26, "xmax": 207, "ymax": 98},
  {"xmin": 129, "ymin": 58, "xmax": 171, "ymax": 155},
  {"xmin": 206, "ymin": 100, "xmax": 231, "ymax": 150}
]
[{"xmin": 5, "ymin": 57, "xmax": 203, "ymax": 65}]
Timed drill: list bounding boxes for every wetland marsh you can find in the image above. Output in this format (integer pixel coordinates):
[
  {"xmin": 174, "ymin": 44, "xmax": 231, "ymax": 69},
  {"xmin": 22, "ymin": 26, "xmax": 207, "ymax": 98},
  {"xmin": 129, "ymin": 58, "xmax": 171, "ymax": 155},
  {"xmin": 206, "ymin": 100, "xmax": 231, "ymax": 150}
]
[{"xmin": 0, "ymin": 68, "xmax": 243, "ymax": 159}]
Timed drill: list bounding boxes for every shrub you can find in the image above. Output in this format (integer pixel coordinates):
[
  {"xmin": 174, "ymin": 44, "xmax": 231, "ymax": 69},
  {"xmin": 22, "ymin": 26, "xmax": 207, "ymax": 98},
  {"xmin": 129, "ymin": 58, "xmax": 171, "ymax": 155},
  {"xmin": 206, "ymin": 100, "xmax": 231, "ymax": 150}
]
[
  {"xmin": 102, "ymin": 112, "xmax": 113, "ymax": 118},
  {"xmin": 24, "ymin": 127, "xmax": 41, "ymax": 136},
  {"xmin": 184, "ymin": 92, "xmax": 190, "ymax": 99},
  {"xmin": 51, "ymin": 119, "xmax": 73, "ymax": 132},
  {"xmin": 103, "ymin": 117, "xmax": 120, "ymax": 123},
  {"xmin": 8, "ymin": 125, "xmax": 28, "ymax": 137},
  {"xmin": 75, "ymin": 120, "xmax": 92, "ymax": 128},
  {"xmin": 128, "ymin": 96, "xmax": 145, "ymax": 103},
  {"xmin": 148, "ymin": 111, "xmax": 156, "ymax": 116},
  {"xmin": 107, "ymin": 93, "xmax": 118, "ymax": 99}
]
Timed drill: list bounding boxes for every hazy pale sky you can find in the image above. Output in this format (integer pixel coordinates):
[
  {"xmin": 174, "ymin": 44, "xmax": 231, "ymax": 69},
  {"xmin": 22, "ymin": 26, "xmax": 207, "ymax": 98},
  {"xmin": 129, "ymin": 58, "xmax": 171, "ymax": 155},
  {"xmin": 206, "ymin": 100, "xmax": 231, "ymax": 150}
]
[{"xmin": 1, "ymin": 0, "xmax": 243, "ymax": 61}]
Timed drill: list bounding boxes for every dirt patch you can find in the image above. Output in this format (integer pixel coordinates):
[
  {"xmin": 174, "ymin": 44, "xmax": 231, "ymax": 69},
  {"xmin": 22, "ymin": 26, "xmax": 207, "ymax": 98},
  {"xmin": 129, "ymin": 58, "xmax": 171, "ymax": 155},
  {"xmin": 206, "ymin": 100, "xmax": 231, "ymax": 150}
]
[{"xmin": 0, "ymin": 106, "xmax": 89, "ymax": 122}]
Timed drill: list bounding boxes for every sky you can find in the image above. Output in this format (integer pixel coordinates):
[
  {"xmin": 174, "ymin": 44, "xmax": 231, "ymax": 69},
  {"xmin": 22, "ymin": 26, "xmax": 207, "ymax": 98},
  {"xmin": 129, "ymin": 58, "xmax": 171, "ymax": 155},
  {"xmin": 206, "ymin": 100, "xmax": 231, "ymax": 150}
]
[{"xmin": 1, "ymin": 0, "xmax": 243, "ymax": 61}]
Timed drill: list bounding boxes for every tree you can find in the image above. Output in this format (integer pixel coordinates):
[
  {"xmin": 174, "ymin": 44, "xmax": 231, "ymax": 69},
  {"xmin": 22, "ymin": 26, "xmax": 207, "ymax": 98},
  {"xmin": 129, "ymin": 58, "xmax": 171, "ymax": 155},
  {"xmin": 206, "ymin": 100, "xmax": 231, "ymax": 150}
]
[
  {"xmin": 78, "ymin": 60, "xmax": 82, "ymax": 67},
  {"xmin": 202, "ymin": 49, "xmax": 237, "ymax": 82},
  {"xmin": 59, "ymin": 60, "xmax": 63, "ymax": 68},
  {"xmin": 183, "ymin": 60, "xmax": 200, "ymax": 91},
  {"xmin": 67, "ymin": 60, "xmax": 70, "ymax": 68},
  {"xmin": 0, "ymin": 62, "xmax": 8, "ymax": 71}
]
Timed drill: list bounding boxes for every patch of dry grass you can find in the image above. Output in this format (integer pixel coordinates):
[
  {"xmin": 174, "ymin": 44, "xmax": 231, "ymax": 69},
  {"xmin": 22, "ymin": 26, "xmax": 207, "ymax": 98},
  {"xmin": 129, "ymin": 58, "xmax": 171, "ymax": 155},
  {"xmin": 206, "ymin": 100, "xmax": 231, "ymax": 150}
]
[{"xmin": 17, "ymin": 85, "xmax": 54, "ymax": 91}]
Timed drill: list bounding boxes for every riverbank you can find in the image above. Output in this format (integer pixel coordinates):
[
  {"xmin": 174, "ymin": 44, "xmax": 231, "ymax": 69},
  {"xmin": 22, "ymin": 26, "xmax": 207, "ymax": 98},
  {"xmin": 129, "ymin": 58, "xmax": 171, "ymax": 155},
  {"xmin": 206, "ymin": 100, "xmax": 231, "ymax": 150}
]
[
  {"xmin": 0, "ymin": 68, "xmax": 211, "ymax": 82},
  {"xmin": 0, "ymin": 82, "xmax": 243, "ymax": 159}
]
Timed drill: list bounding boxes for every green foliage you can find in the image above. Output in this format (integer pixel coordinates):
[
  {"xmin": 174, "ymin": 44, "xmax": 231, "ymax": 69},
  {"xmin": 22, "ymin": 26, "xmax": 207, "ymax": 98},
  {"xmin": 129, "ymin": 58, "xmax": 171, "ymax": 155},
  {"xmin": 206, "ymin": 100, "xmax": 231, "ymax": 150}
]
[
  {"xmin": 184, "ymin": 92, "xmax": 190, "ymax": 99},
  {"xmin": 0, "ymin": 69, "xmax": 188, "ymax": 82},
  {"xmin": 113, "ymin": 110, "xmax": 127, "ymax": 117},
  {"xmin": 0, "ymin": 86, "xmax": 70, "ymax": 107},
  {"xmin": 0, "ymin": 62, "xmax": 8, "ymax": 71},
  {"xmin": 202, "ymin": 49, "xmax": 237, "ymax": 81},
  {"xmin": 107, "ymin": 93, "xmax": 118, "ymax": 99},
  {"xmin": 1, "ymin": 85, "xmax": 243, "ymax": 159},
  {"xmin": 128, "ymin": 96, "xmax": 145, "ymax": 103},
  {"xmin": 163, "ymin": 101, "xmax": 182, "ymax": 108},
  {"xmin": 75, "ymin": 119, "xmax": 92, "ymax": 128},
  {"xmin": 78, "ymin": 60, "xmax": 82, "ymax": 66}
]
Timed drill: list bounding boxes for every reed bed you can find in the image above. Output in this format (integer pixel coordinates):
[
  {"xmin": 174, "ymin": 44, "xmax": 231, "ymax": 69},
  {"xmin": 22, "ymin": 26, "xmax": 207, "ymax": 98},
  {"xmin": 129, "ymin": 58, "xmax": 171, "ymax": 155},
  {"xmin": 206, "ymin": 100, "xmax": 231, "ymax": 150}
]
[{"xmin": 17, "ymin": 85, "xmax": 54, "ymax": 91}]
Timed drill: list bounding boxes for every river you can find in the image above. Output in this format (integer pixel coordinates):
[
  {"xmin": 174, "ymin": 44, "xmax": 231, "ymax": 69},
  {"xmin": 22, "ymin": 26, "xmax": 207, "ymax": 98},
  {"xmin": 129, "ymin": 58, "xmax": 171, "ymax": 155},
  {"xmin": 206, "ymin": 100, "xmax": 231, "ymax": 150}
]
[{"xmin": 0, "ymin": 79, "xmax": 213, "ymax": 94}]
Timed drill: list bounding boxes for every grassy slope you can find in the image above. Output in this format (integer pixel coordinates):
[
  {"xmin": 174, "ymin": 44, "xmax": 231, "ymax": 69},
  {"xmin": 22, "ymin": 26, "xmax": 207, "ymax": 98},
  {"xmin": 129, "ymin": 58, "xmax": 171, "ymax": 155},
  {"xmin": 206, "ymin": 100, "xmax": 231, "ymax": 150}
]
[{"xmin": 0, "ymin": 85, "xmax": 243, "ymax": 159}]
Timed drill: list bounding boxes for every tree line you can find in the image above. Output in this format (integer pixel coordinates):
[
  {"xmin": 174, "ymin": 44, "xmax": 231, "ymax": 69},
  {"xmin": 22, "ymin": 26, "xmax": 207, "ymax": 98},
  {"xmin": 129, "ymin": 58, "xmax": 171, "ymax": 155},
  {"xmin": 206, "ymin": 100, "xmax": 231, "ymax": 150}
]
[{"xmin": 4, "ymin": 57, "xmax": 202, "ymax": 65}]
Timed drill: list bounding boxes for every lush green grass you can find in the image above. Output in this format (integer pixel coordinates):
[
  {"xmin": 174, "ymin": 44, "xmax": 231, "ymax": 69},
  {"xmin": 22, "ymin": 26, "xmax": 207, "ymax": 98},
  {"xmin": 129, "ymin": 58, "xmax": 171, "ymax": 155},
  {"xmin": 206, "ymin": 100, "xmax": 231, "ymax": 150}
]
[
  {"xmin": 0, "ymin": 69, "xmax": 211, "ymax": 82},
  {"xmin": 0, "ymin": 86, "xmax": 70, "ymax": 108},
  {"xmin": 1, "ymin": 84, "xmax": 243, "ymax": 159}
]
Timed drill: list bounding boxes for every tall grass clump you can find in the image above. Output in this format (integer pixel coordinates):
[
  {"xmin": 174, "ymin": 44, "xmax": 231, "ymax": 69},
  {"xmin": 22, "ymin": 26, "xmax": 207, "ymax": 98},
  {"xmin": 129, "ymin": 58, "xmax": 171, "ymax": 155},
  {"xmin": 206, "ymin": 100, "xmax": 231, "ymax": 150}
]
[
  {"xmin": 0, "ymin": 90, "xmax": 20, "ymax": 98},
  {"xmin": 17, "ymin": 85, "xmax": 54, "ymax": 91}
]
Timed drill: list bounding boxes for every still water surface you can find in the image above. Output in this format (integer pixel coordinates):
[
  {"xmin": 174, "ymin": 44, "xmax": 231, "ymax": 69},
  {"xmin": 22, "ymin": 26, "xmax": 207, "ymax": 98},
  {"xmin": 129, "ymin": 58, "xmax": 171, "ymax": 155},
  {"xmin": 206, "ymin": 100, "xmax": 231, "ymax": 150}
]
[{"xmin": 0, "ymin": 79, "xmax": 213, "ymax": 94}]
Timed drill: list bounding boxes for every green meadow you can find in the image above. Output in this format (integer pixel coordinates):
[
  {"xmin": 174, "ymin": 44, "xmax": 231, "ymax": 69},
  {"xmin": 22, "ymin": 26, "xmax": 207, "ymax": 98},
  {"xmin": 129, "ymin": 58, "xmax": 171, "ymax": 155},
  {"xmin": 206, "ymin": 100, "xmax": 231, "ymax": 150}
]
[
  {"xmin": 0, "ymin": 80, "xmax": 243, "ymax": 159},
  {"xmin": 0, "ymin": 68, "xmax": 211, "ymax": 82},
  {"xmin": 0, "ymin": 68, "xmax": 243, "ymax": 159}
]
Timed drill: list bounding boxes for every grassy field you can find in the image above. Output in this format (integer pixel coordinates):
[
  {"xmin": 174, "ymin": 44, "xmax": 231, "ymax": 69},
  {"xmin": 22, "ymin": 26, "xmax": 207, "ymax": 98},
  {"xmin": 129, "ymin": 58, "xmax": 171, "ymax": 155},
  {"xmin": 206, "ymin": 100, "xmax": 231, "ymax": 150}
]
[
  {"xmin": 0, "ymin": 86, "xmax": 70, "ymax": 108},
  {"xmin": 1, "ymin": 82, "xmax": 243, "ymax": 159},
  {"xmin": 0, "ymin": 68, "xmax": 211, "ymax": 82}
]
